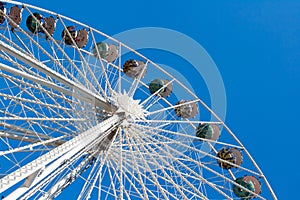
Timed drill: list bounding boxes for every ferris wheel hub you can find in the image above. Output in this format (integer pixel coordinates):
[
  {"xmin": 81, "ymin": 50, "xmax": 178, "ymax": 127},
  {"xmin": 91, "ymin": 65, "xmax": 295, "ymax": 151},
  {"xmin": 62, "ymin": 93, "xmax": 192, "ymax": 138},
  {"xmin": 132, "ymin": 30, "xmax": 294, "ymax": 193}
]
[{"xmin": 111, "ymin": 91, "xmax": 147, "ymax": 124}]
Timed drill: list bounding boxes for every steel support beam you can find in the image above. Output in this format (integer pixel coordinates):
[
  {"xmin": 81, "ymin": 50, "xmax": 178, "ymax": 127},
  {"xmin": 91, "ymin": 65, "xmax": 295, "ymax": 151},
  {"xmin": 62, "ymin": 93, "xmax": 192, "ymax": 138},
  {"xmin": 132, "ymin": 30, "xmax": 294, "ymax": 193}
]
[{"xmin": 0, "ymin": 113, "xmax": 124, "ymax": 199}]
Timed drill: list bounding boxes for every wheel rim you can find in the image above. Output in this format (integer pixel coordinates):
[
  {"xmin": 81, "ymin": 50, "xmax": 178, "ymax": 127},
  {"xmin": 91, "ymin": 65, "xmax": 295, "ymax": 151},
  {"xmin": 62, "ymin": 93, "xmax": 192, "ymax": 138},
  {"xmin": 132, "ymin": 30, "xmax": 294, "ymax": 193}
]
[{"xmin": 0, "ymin": 1, "xmax": 277, "ymax": 199}]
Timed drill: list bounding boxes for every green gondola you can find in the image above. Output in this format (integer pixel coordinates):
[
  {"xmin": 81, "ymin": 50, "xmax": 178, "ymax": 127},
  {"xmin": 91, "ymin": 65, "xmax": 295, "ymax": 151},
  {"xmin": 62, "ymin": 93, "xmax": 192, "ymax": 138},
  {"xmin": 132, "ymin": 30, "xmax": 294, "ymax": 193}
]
[
  {"xmin": 196, "ymin": 123, "xmax": 220, "ymax": 141},
  {"xmin": 26, "ymin": 12, "xmax": 43, "ymax": 34},
  {"xmin": 233, "ymin": 176, "xmax": 261, "ymax": 199}
]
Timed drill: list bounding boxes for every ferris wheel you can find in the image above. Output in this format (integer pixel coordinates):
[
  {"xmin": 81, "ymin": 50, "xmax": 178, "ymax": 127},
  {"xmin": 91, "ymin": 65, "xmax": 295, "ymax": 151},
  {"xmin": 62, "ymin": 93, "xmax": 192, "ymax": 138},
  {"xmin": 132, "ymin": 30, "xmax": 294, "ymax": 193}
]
[{"xmin": 0, "ymin": 1, "xmax": 277, "ymax": 199}]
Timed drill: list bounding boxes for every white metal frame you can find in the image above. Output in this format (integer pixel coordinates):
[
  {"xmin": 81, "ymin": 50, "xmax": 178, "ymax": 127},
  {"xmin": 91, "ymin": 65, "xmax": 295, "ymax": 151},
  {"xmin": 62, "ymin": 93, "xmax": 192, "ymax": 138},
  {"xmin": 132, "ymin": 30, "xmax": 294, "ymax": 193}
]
[{"xmin": 0, "ymin": 1, "xmax": 277, "ymax": 199}]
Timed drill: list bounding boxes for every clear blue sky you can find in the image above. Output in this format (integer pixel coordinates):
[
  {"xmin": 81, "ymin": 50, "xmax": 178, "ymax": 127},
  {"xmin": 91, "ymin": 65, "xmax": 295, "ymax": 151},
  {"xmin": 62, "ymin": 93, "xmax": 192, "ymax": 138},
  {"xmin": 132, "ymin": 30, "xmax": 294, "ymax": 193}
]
[{"xmin": 20, "ymin": 0, "xmax": 300, "ymax": 199}]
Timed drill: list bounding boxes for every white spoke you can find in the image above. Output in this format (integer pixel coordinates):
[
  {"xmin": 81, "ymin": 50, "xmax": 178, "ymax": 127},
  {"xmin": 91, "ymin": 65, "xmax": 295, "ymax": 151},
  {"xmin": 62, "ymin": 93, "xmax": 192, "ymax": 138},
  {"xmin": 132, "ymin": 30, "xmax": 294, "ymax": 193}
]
[
  {"xmin": 0, "ymin": 135, "xmax": 65, "ymax": 156},
  {"xmin": 128, "ymin": 127, "xmax": 205, "ymax": 199},
  {"xmin": 123, "ymin": 129, "xmax": 149, "ymax": 199},
  {"xmin": 133, "ymin": 123, "xmax": 261, "ymax": 177},
  {"xmin": 136, "ymin": 119, "xmax": 221, "ymax": 125},
  {"xmin": 134, "ymin": 123, "xmax": 244, "ymax": 149}
]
